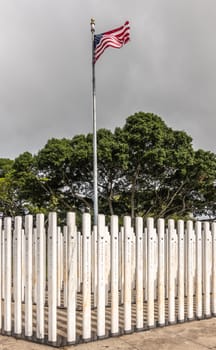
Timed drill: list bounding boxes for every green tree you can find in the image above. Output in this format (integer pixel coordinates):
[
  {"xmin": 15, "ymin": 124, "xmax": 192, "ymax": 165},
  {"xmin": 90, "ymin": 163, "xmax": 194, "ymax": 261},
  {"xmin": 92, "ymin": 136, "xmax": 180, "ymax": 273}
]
[
  {"xmin": 0, "ymin": 112, "xmax": 215, "ymax": 221},
  {"xmin": 96, "ymin": 128, "xmax": 128, "ymax": 215},
  {"xmin": 121, "ymin": 112, "xmax": 192, "ymax": 218}
]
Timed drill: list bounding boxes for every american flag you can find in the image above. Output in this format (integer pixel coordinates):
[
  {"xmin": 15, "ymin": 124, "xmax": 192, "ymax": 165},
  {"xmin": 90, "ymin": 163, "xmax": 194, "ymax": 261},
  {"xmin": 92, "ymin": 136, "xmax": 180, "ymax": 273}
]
[{"xmin": 94, "ymin": 21, "xmax": 130, "ymax": 63}]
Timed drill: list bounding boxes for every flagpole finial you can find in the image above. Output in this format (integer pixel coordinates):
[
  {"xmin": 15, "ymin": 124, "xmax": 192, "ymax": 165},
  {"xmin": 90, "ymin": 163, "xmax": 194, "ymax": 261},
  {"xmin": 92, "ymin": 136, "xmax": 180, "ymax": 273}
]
[{"xmin": 91, "ymin": 18, "xmax": 95, "ymax": 33}]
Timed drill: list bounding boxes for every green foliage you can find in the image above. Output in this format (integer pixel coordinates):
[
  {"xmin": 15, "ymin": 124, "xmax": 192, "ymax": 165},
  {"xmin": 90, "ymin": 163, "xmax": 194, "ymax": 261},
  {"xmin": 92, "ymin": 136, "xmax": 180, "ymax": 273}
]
[{"xmin": 0, "ymin": 112, "xmax": 215, "ymax": 221}]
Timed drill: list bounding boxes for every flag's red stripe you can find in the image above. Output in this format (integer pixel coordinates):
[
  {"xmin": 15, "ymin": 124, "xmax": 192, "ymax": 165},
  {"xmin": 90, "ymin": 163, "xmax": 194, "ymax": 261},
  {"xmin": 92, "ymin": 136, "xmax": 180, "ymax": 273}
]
[
  {"xmin": 94, "ymin": 21, "xmax": 130, "ymax": 63},
  {"xmin": 103, "ymin": 21, "xmax": 129, "ymax": 36}
]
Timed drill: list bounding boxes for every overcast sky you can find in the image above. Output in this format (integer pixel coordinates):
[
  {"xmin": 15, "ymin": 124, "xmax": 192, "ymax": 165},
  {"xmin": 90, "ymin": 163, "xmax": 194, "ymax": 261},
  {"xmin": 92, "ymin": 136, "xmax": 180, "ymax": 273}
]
[{"xmin": 0, "ymin": 0, "xmax": 215, "ymax": 159}]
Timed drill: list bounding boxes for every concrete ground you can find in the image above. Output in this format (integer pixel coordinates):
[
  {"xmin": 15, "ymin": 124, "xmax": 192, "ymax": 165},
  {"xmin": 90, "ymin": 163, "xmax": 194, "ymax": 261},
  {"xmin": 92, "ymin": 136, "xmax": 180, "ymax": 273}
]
[{"xmin": 1, "ymin": 318, "xmax": 216, "ymax": 350}]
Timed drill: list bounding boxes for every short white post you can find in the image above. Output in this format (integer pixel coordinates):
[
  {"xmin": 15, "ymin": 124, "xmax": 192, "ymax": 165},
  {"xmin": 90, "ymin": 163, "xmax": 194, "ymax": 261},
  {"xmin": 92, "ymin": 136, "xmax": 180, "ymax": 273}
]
[
  {"xmin": 1, "ymin": 226, "xmax": 5, "ymax": 301},
  {"xmin": 111, "ymin": 215, "xmax": 119, "ymax": 335},
  {"xmin": 67, "ymin": 212, "xmax": 77, "ymax": 344},
  {"xmin": 165, "ymin": 228, "xmax": 169, "ymax": 299},
  {"xmin": 32, "ymin": 227, "xmax": 37, "ymax": 304},
  {"xmin": 168, "ymin": 219, "xmax": 176, "ymax": 324},
  {"xmin": 120, "ymin": 226, "xmax": 124, "ymax": 305},
  {"xmin": 177, "ymin": 220, "xmax": 185, "ymax": 322},
  {"xmin": 136, "ymin": 216, "xmax": 144, "ymax": 330},
  {"xmin": 124, "ymin": 216, "xmax": 132, "ymax": 333},
  {"xmin": 36, "ymin": 213, "xmax": 45, "ymax": 339},
  {"xmin": 204, "ymin": 222, "xmax": 211, "ymax": 317},
  {"xmin": 4, "ymin": 217, "xmax": 12, "ymax": 334},
  {"xmin": 97, "ymin": 214, "xmax": 106, "ymax": 338},
  {"xmin": 14, "ymin": 216, "xmax": 22, "ymax": 335},
  {"xmin": 43, "ymin": 228, "xmax": 46, "ymax": 306},
  {"xmin": 131, "ymin": 229, "xmax": 136, "ymax": 291},
  {"xmin": 144, "ymin": 227, "xmax": 148, "ymax": 301},
  {"xmin": 0, "ymin": 219, "xmax": 2, "ymax": 330},
  {"xmin": 60, "ymin": 229, "xmax": 64, "ymax": 290},
  {"xmin": 25, "ymin": 215, "xmax": 33, "ymax": 337},
  {"xmin": 192, "ymin": 229, "xmax": 196, "ymax": 297},
  {"xmin": 63, "ymin": 226, "xmax": 68, "ymax": 307},
  {"xmin": 77, "ymin": 231, "xmax": 81, "ymax": 293},
  {"xmin": 154, "ymin": 228, "xmax": 158, "ymax": 300},
  {"xmin": 82, "ymin": 213, "xmax": 91, "ymax": 341},
  {"xmin": 57, "ymin": 227, "xmax": 61, "ymax": 307},
  {"xmin": 186, "ymin": 221, "xmax": 194, "ymax": 320},
  {"xmin": 48, "ymin": 212, "xmax": 57, "ymax": 343},
  {"xmin": 92, "ymin": 225, "xmax": 97, "ymax": 308},
  {"xmin": 21, "ymin": 228, "xmax": 25, "ymax": 303},
  {"xmin": 195, "ymin": 221, "xmax": 202, "ymax": 319},
  {"xmin": 80, "ymin": 234, "xmax": 83, "ymax": 285},
  {"xmin": 105, "ymin": 226, "xmax": 109, "ymax": 306},
  {"xmin": 158, "ymin": 218, "xmax": 165, "ymax": 326},
  {"xmin": 212, "ymin": 222, "xmax": 216, "ymax": 315},
  {"xmin": 147, "ymin": 217, "xmax": 155, "ymax": 328}
]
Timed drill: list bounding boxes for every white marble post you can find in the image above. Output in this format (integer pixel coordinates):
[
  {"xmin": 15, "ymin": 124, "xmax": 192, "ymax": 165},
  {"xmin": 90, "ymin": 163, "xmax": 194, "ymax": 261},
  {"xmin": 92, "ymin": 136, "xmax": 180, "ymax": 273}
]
[
  {"xmin": 48, "ymin": 212, "xmax": 57, "ymax": 343},
  {"xmin": 25, "ymin": 215, "xmax": 33, "ymax": 337},
  {"xmin": 158, "ymin": 218, "xmax": 165, "ymax": 326},
  {"xmin": 82, "ymin": 213, "xmax": 91, "ymax": 341},
  {"xmin": 67, "ymin": 212, "xmax": 77, "ymax": 344},
  {"xmin": 111, "ymin": 215, "xmax": 119, "ymax": 335},
  {"xmin": 136, "ymin": 216, "xmax": 144, "ymax": 330}
]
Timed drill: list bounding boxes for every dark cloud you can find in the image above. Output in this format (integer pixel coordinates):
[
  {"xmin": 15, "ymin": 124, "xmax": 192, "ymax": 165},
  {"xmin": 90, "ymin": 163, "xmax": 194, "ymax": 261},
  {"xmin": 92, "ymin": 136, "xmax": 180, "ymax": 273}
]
[{"xmin": 0, "ymin": 0, "xmax": 215, "ymax": 158}]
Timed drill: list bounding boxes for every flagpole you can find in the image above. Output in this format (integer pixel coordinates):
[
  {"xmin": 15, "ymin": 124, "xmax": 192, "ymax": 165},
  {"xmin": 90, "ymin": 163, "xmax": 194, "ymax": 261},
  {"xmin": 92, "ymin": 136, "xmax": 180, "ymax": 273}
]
[{"xmin": 91, "ymin": 18, "xmax": 98, "ymax": 226}]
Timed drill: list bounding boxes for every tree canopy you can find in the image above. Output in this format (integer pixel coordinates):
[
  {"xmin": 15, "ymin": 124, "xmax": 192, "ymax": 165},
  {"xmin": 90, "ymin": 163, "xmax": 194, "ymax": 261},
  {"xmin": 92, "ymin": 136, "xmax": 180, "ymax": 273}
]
[{"xmin": 0, "ymin": 112, "xmax": 215, "ymax": 221}]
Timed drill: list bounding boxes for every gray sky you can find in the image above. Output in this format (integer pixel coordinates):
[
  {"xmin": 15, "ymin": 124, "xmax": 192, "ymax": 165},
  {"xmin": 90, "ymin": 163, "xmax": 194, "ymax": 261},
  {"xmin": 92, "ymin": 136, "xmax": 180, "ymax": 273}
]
[{"xmin": 0, "ymin": 0, "xmax": 215, "ymax": 159}]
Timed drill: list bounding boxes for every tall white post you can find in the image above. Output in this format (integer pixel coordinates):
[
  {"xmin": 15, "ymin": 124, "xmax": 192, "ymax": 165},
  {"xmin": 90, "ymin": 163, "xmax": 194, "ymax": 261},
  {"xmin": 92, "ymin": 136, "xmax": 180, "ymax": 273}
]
[
  {"xmin": 168, "ymin": 219, "xmax": 176, "ymax": 324},
  {"xmin": 136, "ymin": 217, "xmax": 144, "ymax": 330},
  {"xmin": 195, "ymin": 221, "xmax": 202, "ymax": 319},
  {"xmin": 82, "ymin": 213, "xmax": 91, "ymax": 341},
  {"xmin": 67, "ymin": 212, "xmax": 78, "ymax": 344},
  {"xmin": 158, "ymin": 218, "xmax": 165, "ymax": 326},
  {"xmin": 124, "ymin": 216, "xmax": 132, "ymax": 333},
  {"xmin": 14, "ymin": 216, "xmax": 22, "ymax": 335},
  {"xmin": 25, "ymin": 215, "xmax": 33, "ymax": 337},
  {"xmin": 147, "ymin": 217, "xmax": 155, "ymax": 328},
  {"xmin": 212, "ymin": 222, "xmax": 216, "ymax": 315},
  {"xmin": 36, "ymin": 213, "xmax": 45, "ymax": 339},
  {"xmin": 4, "ymin": 217, "xmax": 12, "ymax": 334},
  {"xmin": 187, "ymin": 221, "xmax": 194, "ymax": 320},
  {"xmin": 67, "ymin": 212, "xmax": 77, "ymax": 344},
  {"xmin": 177, "ymin": 220, "xmax": 185, "ymax": 322},
  {"xmin": 204, "ymin": 222, "xmax": 211, "ymax": 317},
  {"xmin": 97, "ymin": 214, "xmax": 106, "ymax": 338},
  {"xmin": 48, "ymin": 213, "xmax": 57, "ymax": 343},
  {"xmin": 111, "ymin": 215, "xmax": 119, "ymax": 335}
]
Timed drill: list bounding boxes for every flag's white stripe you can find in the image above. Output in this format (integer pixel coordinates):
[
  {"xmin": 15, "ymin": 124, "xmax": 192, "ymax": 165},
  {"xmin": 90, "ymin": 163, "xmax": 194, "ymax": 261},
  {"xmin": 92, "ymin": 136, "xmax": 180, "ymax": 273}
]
[
  {"xmin": 95, "ymin": 31, "xmax": 129, "ymax": 59},
  {"xmin": 96, "ymin": 25, "xmax": 129, "ymax": 53},
  {"xmin": 94, "ymin": 22, "xmax": 130, "ymax": 62},
  {"xmin": 95, "ymin": 42, "xmax": 125, "ymax": 61}
]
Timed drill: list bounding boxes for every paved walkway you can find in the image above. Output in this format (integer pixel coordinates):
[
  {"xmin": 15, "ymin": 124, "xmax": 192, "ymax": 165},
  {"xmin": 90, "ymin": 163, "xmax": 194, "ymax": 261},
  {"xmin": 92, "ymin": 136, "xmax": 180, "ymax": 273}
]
[{"xmin": 1, "ymin": 318, "xmax": 216, "ymax": 350}]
